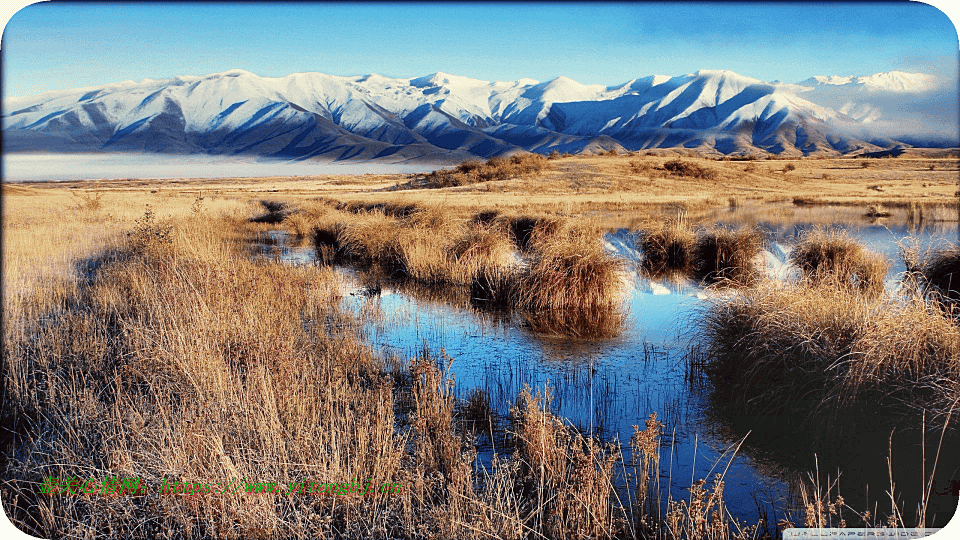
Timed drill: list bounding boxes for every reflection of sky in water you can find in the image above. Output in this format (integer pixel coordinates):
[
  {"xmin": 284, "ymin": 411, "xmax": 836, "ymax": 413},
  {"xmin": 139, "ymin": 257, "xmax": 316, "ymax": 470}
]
[
  {"xmin": 257, "ymin": 209, "xmax": 958, "ymax": 523},
  {"xmin": 339, "ymin": 266, "xmax": 789, "ymax": 520}
]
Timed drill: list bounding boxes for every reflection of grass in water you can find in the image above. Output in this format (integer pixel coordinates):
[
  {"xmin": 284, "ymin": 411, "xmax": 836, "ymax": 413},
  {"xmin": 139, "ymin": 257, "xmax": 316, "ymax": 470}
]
[
  {"xmin": 319, "ymin": 205, "xmax": 628, "ymax": 338},
  {"xmin": 517, "ymin": 308, "xmax": 625, "ymax": 339}
]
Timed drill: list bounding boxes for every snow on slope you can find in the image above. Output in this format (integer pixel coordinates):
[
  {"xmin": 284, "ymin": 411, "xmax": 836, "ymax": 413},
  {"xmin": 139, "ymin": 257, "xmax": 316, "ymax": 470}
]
[
  {"xmin": 799, "ymin": 70, "xmax": 938, "ymax": 93},
  {"xmin": 4, "ymin": 68, "xmax": 944, "ymax": 161}
]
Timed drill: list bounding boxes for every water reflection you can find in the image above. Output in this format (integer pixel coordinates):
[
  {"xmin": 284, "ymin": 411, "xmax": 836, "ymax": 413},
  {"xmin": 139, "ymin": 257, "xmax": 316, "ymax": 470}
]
[{"xmin": 252, "ymin": 201, "xmax": 958, "ymax": 526}]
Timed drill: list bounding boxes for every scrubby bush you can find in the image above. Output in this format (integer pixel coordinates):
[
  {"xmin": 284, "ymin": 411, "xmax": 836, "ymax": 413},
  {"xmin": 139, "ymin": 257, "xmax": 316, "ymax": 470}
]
[
  {"xmin": 414, "ymin": 153, "xmax": 549, "ymax": 188},
  {"xmin": 662, "ymin": 159, "xmax": 718, "ymax": 180}
]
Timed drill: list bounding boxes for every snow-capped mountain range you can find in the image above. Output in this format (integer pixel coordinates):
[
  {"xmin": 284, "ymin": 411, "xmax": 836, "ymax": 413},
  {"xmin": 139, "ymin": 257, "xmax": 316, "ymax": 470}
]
[{"xmin": 3, "ymin": 68, "xmax": 954, "ymax": 162}]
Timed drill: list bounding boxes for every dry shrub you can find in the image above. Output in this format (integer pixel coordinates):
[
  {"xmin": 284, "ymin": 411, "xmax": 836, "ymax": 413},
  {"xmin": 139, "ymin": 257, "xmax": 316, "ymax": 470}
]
[
  {"xmin": 790, "ymin": 228, "xmax": 890, "ymax": 296},
  {"xmin": 416, "ymin": 153, "xmax": 549, "ymax": 188},
  {"xmin": 663, "ymin": 159, "xmax": 718, "ymax": 181},
  {"xmin": 693, "ymin": 225, "xmax": 765, "ymax": 284}
]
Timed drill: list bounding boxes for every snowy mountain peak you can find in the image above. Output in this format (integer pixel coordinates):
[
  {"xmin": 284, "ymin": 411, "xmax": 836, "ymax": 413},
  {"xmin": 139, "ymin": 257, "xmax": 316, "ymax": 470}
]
[
  {"xmin": 800, "ymin": 70, "xmax": 937, "ymax": 93},
  {"xmin": 4, "ymin": 68, "xmax": 953, "ymax": 162},
  {"xmin": 856, "ymin": 71, "xmax": 937, "ymax": 92},
  {"xmin": 211, "ymin": 68, "xmax": 256, "ymax": 78}
]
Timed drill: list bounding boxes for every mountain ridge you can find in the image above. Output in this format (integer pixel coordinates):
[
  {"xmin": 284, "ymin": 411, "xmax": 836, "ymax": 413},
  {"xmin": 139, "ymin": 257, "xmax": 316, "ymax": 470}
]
[{"xmin": 4, "ymin": 68, "xmax": 952, "ymax": 163}]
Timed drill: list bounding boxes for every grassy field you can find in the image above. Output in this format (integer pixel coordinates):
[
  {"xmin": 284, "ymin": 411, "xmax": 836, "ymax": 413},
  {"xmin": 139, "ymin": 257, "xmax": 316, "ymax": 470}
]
[{"xmin": 2, "ymin": 152, "xmax": 958, "ymax": 538}]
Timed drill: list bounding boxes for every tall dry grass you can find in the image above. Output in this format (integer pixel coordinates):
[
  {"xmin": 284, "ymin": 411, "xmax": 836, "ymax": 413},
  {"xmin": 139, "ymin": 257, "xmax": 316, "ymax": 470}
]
[
  {"xmin": 513, "ymin": 218, "xmax": 627, "ymax": 338},
  {"xmin": 692, "ymin": 225, "xmax": 765, "ymax": 284},
  {"xmin": 702, "ymin": 278, "xmax": 960, "ymax": 422},
  {"xmin": 789, "ymin": 228, "xmax": 890, "ymax": 296},
  {"xmin": 2, "ymin": 204, "xmax": 757, "ymax": 538},
  {"xmin": 637, "ymin": 214, "xmax": 696, "ymax": 275}
]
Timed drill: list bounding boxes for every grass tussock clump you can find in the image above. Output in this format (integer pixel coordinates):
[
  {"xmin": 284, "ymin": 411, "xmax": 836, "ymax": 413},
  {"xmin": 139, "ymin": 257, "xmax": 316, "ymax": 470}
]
[
  {"xmin": 513, "ymin": 218, "xmax": 626, "ymax": 337},
  {"xmin": 702, "ymin": 279, "xmax": 960, "ymax": 422},
  {"xmin": 415, "ymin": 153, "xmax": 549, "ymax": 189},
  {"xmin": 500, "ymin": 214, "xmax": 564, "ymax": 252},
  {"xmin": 637, "ymin": 218, "xmax": 763, "ymax": 285},
  {"xmin": 916, "ymin": 245, "xmax": 960, "ymax": 305},
  {"xmin": 335, "ymin": 210, "xmax": 401, "ymax": 266},
  {"xmin": 636, "ymin": 215, "xmax": 696, "ymax": 274},
  {"xmin": 449, "ymin": 223, "xmax": 516, "ymax": 286},
  {"xmin": 693, "ymin": 225, "xmax": 765, "ymax": 284},
  {"xmin": 790, "ymin": 228, "xmax": 890, "ymax": 296}
]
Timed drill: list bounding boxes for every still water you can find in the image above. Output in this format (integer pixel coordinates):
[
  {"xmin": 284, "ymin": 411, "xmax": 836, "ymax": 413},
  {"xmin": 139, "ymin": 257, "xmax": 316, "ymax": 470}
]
[{"xmin": 258, "ymin": 203, "xmax": 959, "ymax": 526}]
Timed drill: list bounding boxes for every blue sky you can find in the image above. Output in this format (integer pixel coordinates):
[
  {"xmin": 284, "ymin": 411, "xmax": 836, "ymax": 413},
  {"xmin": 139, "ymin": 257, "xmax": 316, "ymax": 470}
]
[{"xmin": 2, "ymin": 1, "xmax": 958, "ymax": 98}]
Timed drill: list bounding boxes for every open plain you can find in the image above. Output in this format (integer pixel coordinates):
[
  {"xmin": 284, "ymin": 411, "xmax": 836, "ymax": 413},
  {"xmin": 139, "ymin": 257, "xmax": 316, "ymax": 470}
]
[{"xmin": 3, "ymin": 151, "xmax": 959, "ymax": 539}]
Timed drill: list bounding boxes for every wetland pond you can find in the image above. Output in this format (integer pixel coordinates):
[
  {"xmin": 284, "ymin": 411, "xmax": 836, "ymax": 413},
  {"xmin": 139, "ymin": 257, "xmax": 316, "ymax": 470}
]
[{"xmin": 257, "ymin": 202, "xmax": 960, "ymax": 527}]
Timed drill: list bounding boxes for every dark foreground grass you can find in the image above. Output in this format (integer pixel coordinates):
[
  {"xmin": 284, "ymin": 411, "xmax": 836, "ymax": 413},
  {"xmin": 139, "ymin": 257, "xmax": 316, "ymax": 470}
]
[
  {"xmin": 1, "ymin": 210, "xmax": 769, "ymax": 539},
  {"xmin": 702, "ymin": 277, "xmax": 960, "ymax": 425},
  {"xmin": 916, "ymin": 244, "xmax": 960, "ymax": 305}
]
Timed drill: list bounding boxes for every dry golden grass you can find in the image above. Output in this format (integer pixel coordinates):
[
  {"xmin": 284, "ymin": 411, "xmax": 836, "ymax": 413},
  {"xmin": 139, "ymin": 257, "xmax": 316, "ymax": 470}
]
[
  {"xmin": 702, "ymin": 278, "xmax": 960, "ymax": 422},
  {"xmin": 692, "ymin": 225, "xmax": 765, "ymax": 284},
  {"xmin": 636, "ymin": 217, "xmax": 764, "ymax": 285},
  {"xmin": 790, "ymin": 228, "xmax": 890, "ymax": 296},
  {"xmin": 4, "ymin": 151, "xmax": 955, "ymax": 538},
  {"xmin": 3, "ymin": 196, "xmax": 760, "ymax": 538},
  {"xmin": 24, "ymin": 152, "xmax": 954, "ymax": 221},
  {"xmin": 636, "ymin": 213, "xmax": 697, "ymax": 274},
  {"xmin": 448, "ymin": 222, "xmax": 516, "ymax": 285},
  {"xmin": 514, "ymin": 217, "xmax": 625, "ymax": 312}
]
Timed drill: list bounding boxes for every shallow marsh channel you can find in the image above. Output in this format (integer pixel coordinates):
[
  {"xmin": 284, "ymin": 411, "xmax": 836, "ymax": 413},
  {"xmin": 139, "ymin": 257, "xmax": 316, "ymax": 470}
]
[{"xmin": 254, "ymin": 203, "xmax": 960, "ymax": 528}]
